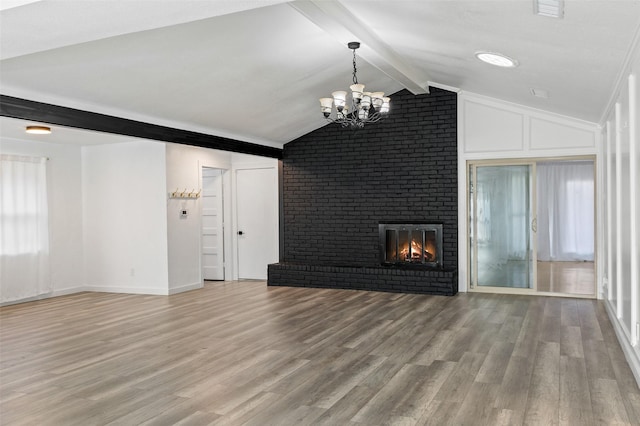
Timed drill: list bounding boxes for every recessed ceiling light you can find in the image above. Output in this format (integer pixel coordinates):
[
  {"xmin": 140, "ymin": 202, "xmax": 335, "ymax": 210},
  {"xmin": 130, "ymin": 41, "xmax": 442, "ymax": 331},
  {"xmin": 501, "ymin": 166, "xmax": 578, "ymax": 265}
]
[
  {"xmin": 534, "ymin": 0, "xmax": 564, "ymax": 18},
  {"xmin": 475, "ymin": 51, "xmax": 518, "ymax": 68},
  {"xmin": 25, "ymin": 125, "xmax": 51, "ymax": 134}
]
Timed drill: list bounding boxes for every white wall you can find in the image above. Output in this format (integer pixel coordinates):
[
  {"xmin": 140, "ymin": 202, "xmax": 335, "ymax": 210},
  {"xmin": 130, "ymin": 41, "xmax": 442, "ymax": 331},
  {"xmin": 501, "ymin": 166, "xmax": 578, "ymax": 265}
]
[
  {"xmin": 457, "ymin": 92, "xmax": 600, "ymax": 294},
  {"xmin": 601, "ymin": 34, "xmax": 640, "ymax": 385},
  {"xmin": 1, "ymin": 136, "xmax": 279, "ymax": 303},
  {"xmin": 165, "ymin": 143, "xmax": 232, "ymax": 292},
  {"xmin": 164, "ymin": 145, "xmax": 279, "ymax": 287},
  {"xmin": 460, "ymin": 93, "xmax": 598, "ymax": 159},
  {"xmin": 0, "ymin": 138, "xmax": 84, "ymax": 297},
  {"xmin": 82, "ymin": 140, "xmax": 169, "ymax": 294}
]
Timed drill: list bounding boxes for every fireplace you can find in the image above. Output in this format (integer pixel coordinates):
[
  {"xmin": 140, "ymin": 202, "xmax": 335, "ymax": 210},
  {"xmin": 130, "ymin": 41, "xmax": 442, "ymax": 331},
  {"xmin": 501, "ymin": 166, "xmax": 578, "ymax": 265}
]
[
  {"xmin": 379, "ymin": 223, "xmax": 443, "ymax": 268},
  {"xmin": 269, "ymin": 88, "xmax": 458, "ymax": 296}
]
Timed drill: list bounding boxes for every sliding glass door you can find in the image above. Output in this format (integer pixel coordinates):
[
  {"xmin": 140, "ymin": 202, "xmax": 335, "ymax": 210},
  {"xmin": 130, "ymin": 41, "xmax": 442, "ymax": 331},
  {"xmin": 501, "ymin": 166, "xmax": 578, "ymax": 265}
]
[
  {"xmin": 535, "ymin": 160, "xmax": 595, "ymax": 295},
  {"xmin": 469, "ymin": 158, "xmax": 596, "ymax": 297},
  {"xmin": 469, "ymin": 162, "xmax": 536, "ymax": 291}
]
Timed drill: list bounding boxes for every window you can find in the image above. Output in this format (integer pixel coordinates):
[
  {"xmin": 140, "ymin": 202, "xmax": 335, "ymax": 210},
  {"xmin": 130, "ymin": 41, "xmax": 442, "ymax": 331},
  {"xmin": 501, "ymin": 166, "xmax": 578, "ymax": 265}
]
[{"xmin": 0, "ymin": 154, "xmax": 51, "ymax": 302}]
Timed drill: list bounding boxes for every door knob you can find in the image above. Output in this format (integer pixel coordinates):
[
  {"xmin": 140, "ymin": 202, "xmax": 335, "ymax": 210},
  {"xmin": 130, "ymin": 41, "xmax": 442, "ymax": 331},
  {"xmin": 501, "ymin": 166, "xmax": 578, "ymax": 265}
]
[{"xmin": 238, "ymin": 231, "xmax": 244, "ymax": 235}]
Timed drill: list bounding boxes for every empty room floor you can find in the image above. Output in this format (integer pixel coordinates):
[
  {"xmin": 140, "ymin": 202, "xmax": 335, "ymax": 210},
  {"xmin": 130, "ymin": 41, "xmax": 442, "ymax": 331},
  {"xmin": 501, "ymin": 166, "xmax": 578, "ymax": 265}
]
[
  {"xmin": 477, "ymin": 256, "xmax": 595, "ymax": 296},
  {"xmin": 537, "ymin": 261, "xmax": 595, "ymax": 295},
  {"xmin": 1, "ymin": 281, "xmax": 638, "ymax": 425}
]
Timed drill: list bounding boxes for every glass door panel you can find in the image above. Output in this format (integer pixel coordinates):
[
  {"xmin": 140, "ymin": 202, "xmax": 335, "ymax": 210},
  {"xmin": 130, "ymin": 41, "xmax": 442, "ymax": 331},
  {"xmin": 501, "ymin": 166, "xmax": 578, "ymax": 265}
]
[{"xmin": 470, "ymin": 163, "xmax": 535, "ymax": 289}]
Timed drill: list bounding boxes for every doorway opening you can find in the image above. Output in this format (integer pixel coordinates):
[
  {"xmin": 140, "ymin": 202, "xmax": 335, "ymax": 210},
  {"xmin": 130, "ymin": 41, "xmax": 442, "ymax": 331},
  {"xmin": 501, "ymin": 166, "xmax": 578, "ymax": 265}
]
[
  {"xmin": 202, "ymin": 167, "xmax": 225, "ymax": 281},
  {"xmin": 468, "ymin": 158, "xmax": 595, "ymax": 297}
]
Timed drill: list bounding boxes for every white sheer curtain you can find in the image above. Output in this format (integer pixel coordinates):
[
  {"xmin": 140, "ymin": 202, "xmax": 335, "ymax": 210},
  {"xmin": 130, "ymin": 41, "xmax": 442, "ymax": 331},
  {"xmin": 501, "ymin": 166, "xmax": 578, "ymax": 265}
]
[
  {"xmin": 0, "ymin": 154, "xmax": 51, "ymax": 303},
  {"xmin": 476, "ymin": 165, "xmax": 530, "ymax": 264},
  {"xmin": 537, "ymin": 161, "xmax": 594, "ymax": 261}
]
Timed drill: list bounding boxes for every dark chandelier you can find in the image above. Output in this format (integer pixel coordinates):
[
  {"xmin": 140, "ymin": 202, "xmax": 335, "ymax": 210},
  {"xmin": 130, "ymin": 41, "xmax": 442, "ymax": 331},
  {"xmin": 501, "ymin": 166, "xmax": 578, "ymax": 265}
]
[{"xmin": 319, "ymin": 42, "xmax": 390, "ymax": 129}]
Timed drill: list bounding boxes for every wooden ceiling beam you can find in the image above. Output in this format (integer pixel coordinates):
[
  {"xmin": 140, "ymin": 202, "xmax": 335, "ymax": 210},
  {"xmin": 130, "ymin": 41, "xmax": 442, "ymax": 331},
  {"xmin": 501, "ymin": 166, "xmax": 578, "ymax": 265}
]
[{"xmin": 290, "ymin": 0, "xmax": 429, "ymax": 95}]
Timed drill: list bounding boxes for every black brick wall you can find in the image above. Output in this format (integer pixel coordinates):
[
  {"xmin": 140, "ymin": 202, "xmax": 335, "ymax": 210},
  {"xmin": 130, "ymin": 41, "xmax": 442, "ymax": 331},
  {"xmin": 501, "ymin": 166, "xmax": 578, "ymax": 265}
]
[{"xmin": 269, "ymin": 88, "xmax": 458, "ymax": 295}]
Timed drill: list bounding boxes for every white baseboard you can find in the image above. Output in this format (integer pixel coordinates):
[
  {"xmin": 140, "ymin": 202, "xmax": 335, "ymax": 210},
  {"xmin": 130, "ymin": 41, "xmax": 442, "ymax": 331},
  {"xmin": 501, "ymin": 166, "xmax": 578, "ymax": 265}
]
[
  {"xmin": 1, "ymin": 286, "xmax": 85, "ymax": 306},
  {"xmin": 52, "ymin": 286, "xmax": 90, "ymax": 297},
  {"xmin": 1, "ymin": 294, "xmax": 44, "ymax": 306},
  {"xmin": 84, "ymin": 286, "xmax": 170, "ymax": 295},
  {"xmin": 1, "ymin": 283, "xmax": 207, "ymax": 306},
  {"xmin": 168, "ymin": 281, "xmax": 203, "ymax": 295},
  {"xmin": 604, "ymin": 298, "xmax": 640, "ymax": 387},
  {"xmin": 1, "ymin": 287, "xmax": 170, "ymax": 306}
]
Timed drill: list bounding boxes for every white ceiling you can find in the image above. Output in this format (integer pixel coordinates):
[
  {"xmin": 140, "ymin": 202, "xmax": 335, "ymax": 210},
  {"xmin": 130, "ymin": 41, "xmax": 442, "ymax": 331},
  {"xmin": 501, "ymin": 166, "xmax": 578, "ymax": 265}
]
[{"xmin": 1, "ymin": 0, "xmax": 639, "ymax": 148}]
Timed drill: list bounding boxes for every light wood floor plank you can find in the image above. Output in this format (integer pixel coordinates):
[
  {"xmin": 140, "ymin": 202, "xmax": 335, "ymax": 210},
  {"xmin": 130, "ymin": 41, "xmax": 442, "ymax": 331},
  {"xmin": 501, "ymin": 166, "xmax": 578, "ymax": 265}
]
[
  {"xmin": 416, "ymin": 400, "xmax": 460, "ymax": 426},
  {"xmin": 559, "ymin": 355, "xmax": 594, "ymax": 425},
  {"xmin": 451, "ymin": 381, "xmax": 499, "ymax": 425},
  {"xmin": 560, "ymin": 325, "xmax": 585, "ymax": 359},
  {"xmin": 493, "ymin": 354, "xmax": 536, "ymax": 425},
  {"xmin": 475, "ymin": 340, "xmax": 515, "ymax": 384},
  {"xmin": 432, "ymin": 351, "xmax": 485, "ymax": 403},
  {"xmin": 351, "ymin": 361, "xmax": 455, "ymax": 424},
  {"xmin": 1, "ymin": 281, "xmax": 638, "ymax": 425},
  {"xmin": 523, "ymin": 341, "xmax": 561, "ymax": 425},
  {"xmin": 590, "ymin": 378, "xmax": 631, "ymax": 424}
]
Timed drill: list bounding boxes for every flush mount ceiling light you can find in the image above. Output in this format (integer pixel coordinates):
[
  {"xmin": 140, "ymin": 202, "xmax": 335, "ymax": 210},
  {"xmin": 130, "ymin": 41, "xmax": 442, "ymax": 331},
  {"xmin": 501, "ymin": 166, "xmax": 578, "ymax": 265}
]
[
  {"xmin": 475, "ymin": 51, "xmax": 519, "ymax": 68},
  {"xmin": 25, "ymin": 125, "xmax": 51, "ymax": 134},
  {"xmin": 534, "ymin": 0, "xmax": 564, "ymax": 18},
  {"xmin": 319, "ymin": 42, "xmax": 390, "ymax": 130}
]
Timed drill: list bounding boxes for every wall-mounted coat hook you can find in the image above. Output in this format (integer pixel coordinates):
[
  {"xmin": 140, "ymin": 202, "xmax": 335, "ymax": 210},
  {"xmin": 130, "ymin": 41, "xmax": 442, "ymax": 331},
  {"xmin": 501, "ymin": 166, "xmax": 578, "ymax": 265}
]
[{"xmin": 169, "ymin": 187, "xmax": 201, "ymax": 199}]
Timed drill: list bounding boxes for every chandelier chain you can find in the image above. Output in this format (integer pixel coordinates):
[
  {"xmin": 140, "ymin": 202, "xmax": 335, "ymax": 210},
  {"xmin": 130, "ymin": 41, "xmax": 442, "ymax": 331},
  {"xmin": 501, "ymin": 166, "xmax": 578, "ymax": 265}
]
[{"xmin": 352, "ymin": 48, "xmax": 358, "ymax": 85}]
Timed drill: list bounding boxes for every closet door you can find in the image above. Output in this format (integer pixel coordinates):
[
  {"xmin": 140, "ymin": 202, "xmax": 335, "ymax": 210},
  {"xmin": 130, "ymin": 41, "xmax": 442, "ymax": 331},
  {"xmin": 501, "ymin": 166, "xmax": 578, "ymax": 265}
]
[
  {"xmin": 236, "ymin": 168, "xmax": 279, "ymax": 280},
  {"xmin": 469, "ymin": 162, "xmax": 536, "ymax": 291}
]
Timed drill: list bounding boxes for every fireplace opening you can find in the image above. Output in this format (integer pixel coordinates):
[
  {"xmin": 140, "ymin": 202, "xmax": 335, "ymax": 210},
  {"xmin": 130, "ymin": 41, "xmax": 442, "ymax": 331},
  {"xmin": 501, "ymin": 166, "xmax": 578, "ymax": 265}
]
[{"xmin": 379, "ymin": 223, "xmax": 443, "ymax": 268}]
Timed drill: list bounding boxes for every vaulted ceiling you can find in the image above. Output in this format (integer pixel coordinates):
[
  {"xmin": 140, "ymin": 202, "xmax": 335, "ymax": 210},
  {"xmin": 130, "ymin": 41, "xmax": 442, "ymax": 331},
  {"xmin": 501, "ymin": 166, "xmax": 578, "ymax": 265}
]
[{"xmin": 1, "ymin": 0, "xmax": 639, "ymax": 148}]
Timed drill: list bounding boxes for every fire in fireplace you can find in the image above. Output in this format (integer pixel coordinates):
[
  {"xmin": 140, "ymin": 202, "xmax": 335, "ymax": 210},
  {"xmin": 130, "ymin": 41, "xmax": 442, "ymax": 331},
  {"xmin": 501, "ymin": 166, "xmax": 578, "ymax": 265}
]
[{"xmin": 379, "ymin": 223, "xmax": 443, "ymax": 267}]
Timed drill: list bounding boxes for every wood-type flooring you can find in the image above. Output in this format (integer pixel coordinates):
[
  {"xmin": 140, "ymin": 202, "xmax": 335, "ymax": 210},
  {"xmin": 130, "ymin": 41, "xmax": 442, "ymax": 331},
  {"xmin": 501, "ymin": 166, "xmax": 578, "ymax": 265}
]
[{"xmin": 1, "ymin": 281, "xmax": 639, "ymax": 425}]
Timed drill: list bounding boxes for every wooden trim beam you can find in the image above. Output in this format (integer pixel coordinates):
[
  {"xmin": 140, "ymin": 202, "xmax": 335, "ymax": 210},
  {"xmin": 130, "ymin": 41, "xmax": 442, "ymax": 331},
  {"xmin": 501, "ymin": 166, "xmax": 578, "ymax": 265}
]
[
  {"xmin": 289, "ymin": 0, "xmax": 429, "ymax": 95},
  {"xmin": 0, "ymin": 94, "xmax": 283, "ymax": 159}
]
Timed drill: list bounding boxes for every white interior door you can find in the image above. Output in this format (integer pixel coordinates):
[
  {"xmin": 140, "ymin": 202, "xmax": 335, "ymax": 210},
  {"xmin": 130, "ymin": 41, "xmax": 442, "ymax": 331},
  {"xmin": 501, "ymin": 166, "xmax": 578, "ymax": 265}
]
[
  {"xmin": 202, "ymin": 167, "xmax": 224, "ymax": 280},
  {"xmin": 236, "ymin": 168, "xmax": 278, "ymax": 279}
]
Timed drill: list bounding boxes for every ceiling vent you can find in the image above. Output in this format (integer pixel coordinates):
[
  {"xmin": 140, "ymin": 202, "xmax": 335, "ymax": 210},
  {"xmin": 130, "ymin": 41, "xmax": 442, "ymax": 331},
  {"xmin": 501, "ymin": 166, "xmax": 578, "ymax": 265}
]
[
  {"xmin": 530, "ymin": 88, "xmax": 549, "ymax": 99},
  {"xmin": 534, "ymin": 0, "xmax": 564, "ymax": 18}
]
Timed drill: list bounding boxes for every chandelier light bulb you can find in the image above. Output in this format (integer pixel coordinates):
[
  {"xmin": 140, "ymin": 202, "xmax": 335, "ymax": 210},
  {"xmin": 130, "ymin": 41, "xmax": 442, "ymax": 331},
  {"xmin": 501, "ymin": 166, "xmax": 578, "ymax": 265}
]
[
  {"xmin": 371, "ymin": 92, "xmax": 385, "ymax": 108},
  {"xmin": 319, "ymin": 98, "xmax": 333, "ymax": 108},
  {"xmin": 380, "ymin": 97, "xmax": 391, "ymax": 114},
  {"xmin": 361, "ymin": 92, "xmax": 372, "ymax": 110},
  {"xmin": 332, "ymin": 91, "xmax": 347, "ymax": 112},
  {"xmin": 350, "ymin": 83, "xmax": 365, "ymax": 101},
  {"xmin": 319, "ymin": 98, "xmax": 334, "ymax": 118}
]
